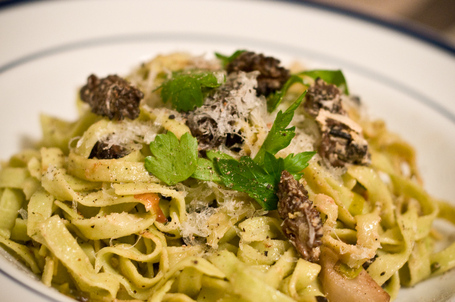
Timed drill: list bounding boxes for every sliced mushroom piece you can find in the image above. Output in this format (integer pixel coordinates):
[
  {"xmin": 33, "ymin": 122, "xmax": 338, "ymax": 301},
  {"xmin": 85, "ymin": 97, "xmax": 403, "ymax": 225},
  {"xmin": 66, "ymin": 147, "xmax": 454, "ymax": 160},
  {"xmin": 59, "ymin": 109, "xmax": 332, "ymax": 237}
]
[
  {"xmin": 304, "ymin": 78, "xmax": 345, "ymax": 117},
  {"xmin": 317, "ymin": 114, "xmax": 370, "ymax": 167},
  {"xmin": 304, "ymin": 78, "xmax": 371, "ymax": 168},
  {"xmin": 319, "ymin": 247, "xmax": 390, "ymax": 302}
]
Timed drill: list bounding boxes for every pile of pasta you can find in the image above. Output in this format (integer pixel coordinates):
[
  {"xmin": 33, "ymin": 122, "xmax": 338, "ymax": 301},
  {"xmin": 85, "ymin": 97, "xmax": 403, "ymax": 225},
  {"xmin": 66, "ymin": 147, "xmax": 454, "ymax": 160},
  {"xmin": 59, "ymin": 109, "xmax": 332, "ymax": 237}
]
[{"xmin": 0, "ymin": 52, "xmax": 454, "ymax": 302}]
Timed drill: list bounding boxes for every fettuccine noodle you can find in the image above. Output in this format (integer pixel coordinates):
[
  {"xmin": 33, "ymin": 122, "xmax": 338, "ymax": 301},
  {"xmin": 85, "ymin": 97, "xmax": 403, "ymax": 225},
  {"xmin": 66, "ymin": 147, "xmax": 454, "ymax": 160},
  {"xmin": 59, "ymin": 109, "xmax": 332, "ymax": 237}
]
[{"xmin": 0, "ymin": 51, "xmax": 454, "ymax": 302}]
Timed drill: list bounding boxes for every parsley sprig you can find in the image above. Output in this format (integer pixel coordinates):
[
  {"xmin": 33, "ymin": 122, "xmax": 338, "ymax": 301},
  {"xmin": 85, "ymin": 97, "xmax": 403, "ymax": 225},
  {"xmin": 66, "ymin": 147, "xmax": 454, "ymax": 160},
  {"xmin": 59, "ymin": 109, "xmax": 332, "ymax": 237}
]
[
  {"xmin": 212, "ymin": 94, "xmax": 314, "ymax": 210},
  {"xmin": 160, "ymin": 70, "xmax": 224, "ymax": 112},
  {"xmin": 145, "ymin": 89, "xmax": 315, "ymax": 211},
  {"xmin": 255, "ymin": 91, "xmax": 306, "ymax": 164},
  {"xmin": 144, "ymin": 132, "xmax": 198, "ymax": 186},
  {"xmin": 214, "ymin": 150, "xmax": 314, "ymax": 210},
  {"xmin": 191, "ymin": 151, "xmax": 233, "ymax": 183}
]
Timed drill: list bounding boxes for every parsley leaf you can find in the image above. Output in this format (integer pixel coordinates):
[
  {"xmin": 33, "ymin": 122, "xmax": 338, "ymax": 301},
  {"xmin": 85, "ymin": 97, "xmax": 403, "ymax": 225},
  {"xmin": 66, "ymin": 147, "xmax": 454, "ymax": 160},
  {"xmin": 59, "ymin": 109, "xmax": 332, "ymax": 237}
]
[
  {"xmin": 191, "ymin": 151, "xmax": 234, "ymax": 182},
  {"xmin": 215, "ymin": 50, "xmax": 246, "ymax": 68},
  {"xmin": 254, "ymin": 91, "xmax": 306, "ymax": 165},
  {"xmin": 298, "ymin": 69, "xmax": 349, "ymax": 95},
  {"xmin": 282, "ymin": 151, "xmax": 316, "ymax": 179},
  {"xmin": 214, "ymin": 151, "xmax": 315, "ymax": 210},
  {"xmin": 263, "ymin": 152, "xmax": 284, "ymax": 183},
  {"xmin": 210, "ymin": 93, "xmax": 315, "ymax": 210},
  {"xmin": 160, "ymin": 71, "xmax": 223, "ymax": 112},
  {"xmin": 144, "ymin": 131, "xmax": 198, "ymax": 185},
  {"xmin": 192, "ymin": 158, "xmax": 222, "ymax": 182},
  {"xmin": 263, "ymin": 151, "xmax": 315, "ymax": 181},
  {"xmin": 206, "ymin": 150, "xmax": 235, "ymax": 161},
  {"xmin": 215, "ymin": 156, "xmax": 278, "ymax": 210},
  {"xmin": 189, "ymin": 96, "xmax": 315, "ymax": 210}
]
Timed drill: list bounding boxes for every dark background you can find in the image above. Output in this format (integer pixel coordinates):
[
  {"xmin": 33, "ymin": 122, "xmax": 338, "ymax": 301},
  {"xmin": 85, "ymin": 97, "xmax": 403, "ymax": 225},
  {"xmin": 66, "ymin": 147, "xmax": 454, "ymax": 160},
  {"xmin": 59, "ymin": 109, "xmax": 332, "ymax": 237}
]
[{"xmin": 308, "ymin": 0, "xmax": 455, "ymax": 47}]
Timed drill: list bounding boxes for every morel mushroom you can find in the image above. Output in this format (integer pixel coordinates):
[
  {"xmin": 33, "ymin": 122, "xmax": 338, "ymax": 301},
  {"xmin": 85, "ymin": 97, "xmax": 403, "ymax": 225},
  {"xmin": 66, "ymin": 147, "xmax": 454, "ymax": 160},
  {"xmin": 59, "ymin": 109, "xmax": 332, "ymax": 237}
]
[
  {"xmin": 277, "ymin": 170, "xmax": 323, "ymax": 262},
  {"xmin": 304, "ymin": 78, "xmax": 345, "ymax": 117},
  {"xmin": 186, "ymin": 101, "xmax": 243, "ymax": 152},
  {"xmin": 305, "ymin": 78, "xmax": 370, "ymax": 167},
  {"xmin": 80, "ymin": 74, "xmax": 144, "ymax": 120},
  {"xmin": 186, "ymin": 71, "xmax": 259, "ymax": 152},
  {"xmin": 317, "ymin": 113, "xmax": 370, "ymax": 167},
  {"xmin": 89, "ymin": 141, "xmax": 129, "ymax": 160},
  {"xmin": 226, "ymin": 51, "xmax": 290, "ymax": 96}
]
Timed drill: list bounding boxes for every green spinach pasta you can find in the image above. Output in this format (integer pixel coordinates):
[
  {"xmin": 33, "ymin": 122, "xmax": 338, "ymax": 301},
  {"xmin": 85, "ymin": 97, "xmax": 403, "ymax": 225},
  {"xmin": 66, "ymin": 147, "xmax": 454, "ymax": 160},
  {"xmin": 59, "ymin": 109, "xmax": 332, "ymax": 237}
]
[{"xmin": 0, "ymin": 50, "xmax": 454, "ymax": 302}]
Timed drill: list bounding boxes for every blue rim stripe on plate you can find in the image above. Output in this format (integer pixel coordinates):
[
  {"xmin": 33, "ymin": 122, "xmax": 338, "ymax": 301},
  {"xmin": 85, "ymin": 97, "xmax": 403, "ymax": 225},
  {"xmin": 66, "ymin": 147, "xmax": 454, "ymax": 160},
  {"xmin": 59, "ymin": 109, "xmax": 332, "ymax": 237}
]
[
  {"xmin": 0, "ymin": 0, "xmax": 454, "ymax": 54},
  {"xmin": 0, "ymin": 0, "xmax": 38, "ymax": 10}
]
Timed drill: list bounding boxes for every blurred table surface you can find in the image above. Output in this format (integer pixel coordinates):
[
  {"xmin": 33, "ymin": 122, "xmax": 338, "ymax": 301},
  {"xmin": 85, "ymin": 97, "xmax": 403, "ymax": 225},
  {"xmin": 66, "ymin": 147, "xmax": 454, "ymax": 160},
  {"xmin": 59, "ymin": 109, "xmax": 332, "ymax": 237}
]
[
  {"xmin": 303, "ymin": 0, "xmax": 455, "ymax": 48},
  {"xmin": 0, "ymin": 0, "xmax": 454, "ymax": 49}
]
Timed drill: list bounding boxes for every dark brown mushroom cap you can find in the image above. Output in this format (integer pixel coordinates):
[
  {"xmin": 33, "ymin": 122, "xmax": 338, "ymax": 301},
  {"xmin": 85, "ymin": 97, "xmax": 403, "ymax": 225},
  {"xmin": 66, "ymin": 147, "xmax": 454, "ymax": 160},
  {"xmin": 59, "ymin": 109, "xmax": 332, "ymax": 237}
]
[
  {"xmin": 226, "ymin": 51, "xmax": 290, "ymax": 96},
  {"xmin": 304, "ymin": 78, "xmax": 345, "ymax": 117},
  {"xmin": 304, "ymin": 78, "xmax": 370, "ymax": 168},
  {"xmin": 80, "ymin": 74, "xmax": 144, "ymax": 120},
  {"xmin": 186, "ymin": 101, "xmax": 243, "ymax": 152},
  {"xmin": 277, "ymin": 170, "xmax": 323, "ymax": 262},
  {"xmin": 318, "ymin": 118, "xmax": 370, "ymax": 167},
  {"xmin": 185, "ymin": 71, "xmax": 255, "ymax": 152},
  {"xmin": 88, "ymin": 141, "xmax": 129, "ymax": 160}
]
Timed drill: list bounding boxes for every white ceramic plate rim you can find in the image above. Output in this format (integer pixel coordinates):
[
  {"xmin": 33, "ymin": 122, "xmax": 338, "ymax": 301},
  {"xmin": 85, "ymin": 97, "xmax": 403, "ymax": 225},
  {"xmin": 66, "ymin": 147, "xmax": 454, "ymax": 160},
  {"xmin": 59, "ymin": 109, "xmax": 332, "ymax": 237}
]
[{"xmin": 0, "ymin": 1, "xmax": 454, "ymax": 301}]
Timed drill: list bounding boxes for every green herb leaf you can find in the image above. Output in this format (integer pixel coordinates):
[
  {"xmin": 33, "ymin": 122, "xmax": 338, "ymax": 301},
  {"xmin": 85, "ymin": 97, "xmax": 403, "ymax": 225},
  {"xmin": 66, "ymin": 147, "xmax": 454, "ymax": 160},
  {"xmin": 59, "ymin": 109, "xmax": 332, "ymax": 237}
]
[
  {"xmin": 191, "ymin": 151, "xmax": 235, "ymax": 182},
  {"xmin": 206, "ymin": 150, "xmax": 235, "ymax": 161},
  {"xmin": 298, "ymin": 69, "xmax": 349, "ymax": 95},
  {"xmin": 283, "ymin": 151, "xmax": 316, "ymax": 179},
  {"xmin": 214, "ymin": 150, "xmax": 315, "ymax": 211},
  {"xmin": 254, "ymin": 91, "xmax": 306, "ymax": 164},
  {"xmin": 160, "ymin": 71, "xmax": 223, "ymax": 112},
  {"xmin": 263, "ymin": 152, "xmax": 285, "ymax": 181},
  {"xmin": 262, "ymin": 151, "xmax": 315, "ymax": 183},
  {"xmin": 215, "ymin": 50, "xmax": 247, "ymax": 68},
  {"xmin": 191, "ymin": 157, "xmax": 222, "ymax": 182},
  {"xmin": 145, "ymin": 132, "xmax": 198, "ymax": 185},
  {"xmin": 215, "ymin": 156, "xmax": 278, "ymax": 210},
  {"xmin": 188, "ymin": 89, "xmax": 315, "ymax": 210},
  {"xmin": 267, "ymin": 75, "xmax": 305, "ymax": 113}
]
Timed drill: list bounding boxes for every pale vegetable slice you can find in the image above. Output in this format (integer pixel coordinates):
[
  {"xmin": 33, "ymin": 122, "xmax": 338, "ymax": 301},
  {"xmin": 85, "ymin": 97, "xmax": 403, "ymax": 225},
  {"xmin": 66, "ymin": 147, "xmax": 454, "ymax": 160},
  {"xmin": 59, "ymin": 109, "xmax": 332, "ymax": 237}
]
[{"xmin": 319, "ymin": 247, "xmax": 390, "ymax": 302}]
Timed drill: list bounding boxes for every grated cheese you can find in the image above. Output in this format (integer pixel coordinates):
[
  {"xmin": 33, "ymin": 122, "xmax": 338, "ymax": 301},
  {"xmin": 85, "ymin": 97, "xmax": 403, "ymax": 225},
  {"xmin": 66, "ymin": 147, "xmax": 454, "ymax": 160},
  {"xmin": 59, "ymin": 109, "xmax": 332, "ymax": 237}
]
[{"xmin": 102, "ymin": 120, "xmax": 159, "ymax": 151}]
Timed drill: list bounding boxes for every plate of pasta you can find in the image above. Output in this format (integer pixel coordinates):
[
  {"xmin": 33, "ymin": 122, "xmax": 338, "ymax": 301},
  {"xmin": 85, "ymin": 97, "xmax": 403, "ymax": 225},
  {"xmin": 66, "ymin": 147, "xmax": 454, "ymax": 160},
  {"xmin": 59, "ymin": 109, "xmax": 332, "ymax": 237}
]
[{"xmin": 0, "ymin": 1, "xmax": 454, "ymax": 302}]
